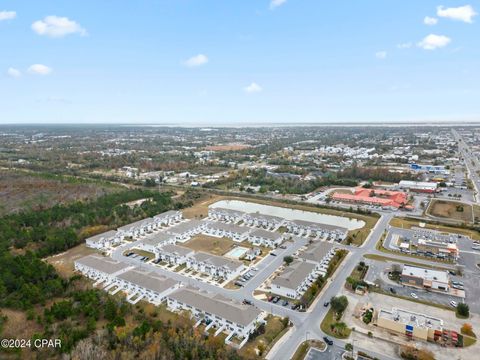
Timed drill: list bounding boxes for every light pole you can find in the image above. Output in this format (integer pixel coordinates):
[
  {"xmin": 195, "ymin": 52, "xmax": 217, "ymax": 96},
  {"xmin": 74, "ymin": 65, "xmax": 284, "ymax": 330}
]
[
  {"xmin": 305, "ymin": 331, "xmax": 310, "ymax": 343},
  {"xmin": 351, "ymin": 339, "xmax": 355, "ymax": 358}
]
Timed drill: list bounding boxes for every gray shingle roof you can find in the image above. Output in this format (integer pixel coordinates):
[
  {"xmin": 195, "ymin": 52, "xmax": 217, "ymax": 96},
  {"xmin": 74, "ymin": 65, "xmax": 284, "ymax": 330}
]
[
  {"xmin": 191, "ymin": 252, "xmax": 244, "ymax": 272},
  {"xmin": 75, "ymin": 255, "xmax": 130, "ymax": 274},
  {"xmin": 117, "ymin": 269, "xmax": 177, "ymax": 294},
  {"xmin": 169, "ymin": 287, "xmax": 262, "ymax": 326},
  {"xmin": 167, "ymin": 220, "xmax": 205, "ymax": 234},
  {"xmin": 250, "ymin": 228, "xmax": 282, "ymax": 241},
  {"xmin": 85, "ymin": 230, "xmax": 118, "ymax": 243},
  {"xmin": 271, "ymin": 260, "xmax": 316, "ymax": 290},
  {"xmin": 298, "ymin": 242, "xmax": 334, "ymax": 263},
  {"xmin": 206, "ymin": 221, "xmax": 250, "ymax": 234}
]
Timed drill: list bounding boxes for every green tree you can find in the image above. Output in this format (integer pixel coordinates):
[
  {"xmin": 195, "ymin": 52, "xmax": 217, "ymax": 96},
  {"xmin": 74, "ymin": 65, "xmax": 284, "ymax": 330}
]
[
  {"xmin": 330, "ymin": 295, "xmax": 348, "ymax": 314},
  {"xmin": 457, "ymin": 303, "xmax": 470, "ymax": 318},
  {"xmin": 283, "ymin": 255, "xmax": 294, "ymax": 265}
]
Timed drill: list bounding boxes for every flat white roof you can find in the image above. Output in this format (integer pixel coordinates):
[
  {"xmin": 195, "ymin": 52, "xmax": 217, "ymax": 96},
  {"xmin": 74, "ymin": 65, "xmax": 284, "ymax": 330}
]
[{"xmin": 402, "ymin": 265, "xmax": 449, "ymax": 284}]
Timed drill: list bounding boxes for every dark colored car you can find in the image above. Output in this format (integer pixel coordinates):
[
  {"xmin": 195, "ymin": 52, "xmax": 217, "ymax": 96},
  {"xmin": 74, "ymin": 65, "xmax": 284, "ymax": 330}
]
[
  {"xmin": 270, "ymin": 252, "xmax": 277, "ymax": 256},
  {"xmin": 323, "ymin": 336, "xmax": 333, "ymax": 346},
  {"xmin": 389, "ymin": 287, "xmax": 397, "ymax": 294},
  {"xmin": 243, "ymin": 299, "xmax": 253, "ymax": 305},
  {"xmin": 323, "ymin": 301, "xmax": 329, "ymax": 307},
  {"xmin": 272, "ymin": 296, "xmax": 280, "ymax": 303},
  {"xmin": 282, "ymin": 300, "xmax": 289, "ymax": 306}
]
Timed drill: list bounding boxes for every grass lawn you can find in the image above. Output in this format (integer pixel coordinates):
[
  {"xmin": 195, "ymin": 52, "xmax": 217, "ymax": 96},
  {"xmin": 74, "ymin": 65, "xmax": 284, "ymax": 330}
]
[
  {"xmin": 238, "ymin": 316, "xmax": 290, "ymax": 359},
  {"xmin": 129, "ymin": 249, "xmax": 155, "ymax": 260},
  {"xmin": 320, "ymin": 308, "xmax": 351, "ymax": 339},
  {"xmin": 427, "ymin": 199, "xmax": 473, "ymax": 223},
  {"xmin": 389, "ymin": 217, "xmax": 480, "ymax": 241},
  {"xmin": 363, "ymin": 254, "xmax": 453, "ymax": 271},
  {"xmin": 183, "ymin": 234, "xmax": 235, "ymax": 256},
  {"xmin": 291, "ymin": 340, "xmax": 326, "ymax": 360},
  {"xmin": 46, "ymin": 243, "xmax": 97, "ymax": 277}
]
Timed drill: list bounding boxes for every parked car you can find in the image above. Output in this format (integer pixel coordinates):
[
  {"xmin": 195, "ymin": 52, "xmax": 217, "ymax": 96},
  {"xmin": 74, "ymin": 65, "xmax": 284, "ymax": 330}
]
[
  {"xmin": 410, "ymin": 293, "xmax": 418, "ymax": 299},
  {"xmin": 279, "ymin": 245, "xmax": 287, "ymax": 249},
  {"xmin": 323, "ymin": 336, "xmax": 334, "ymax": 346},
  {"xmin": 272, "ymin": 296, "xmax": 280, "ymax": 303},
  {"xmin": 235, "ymin": 281, "xmax": 244, "ymax": 287},
  {"xmin": 282, "ymin": 300, "xmax": 289, "ymax": 306},
  {"xmin": 389, "ymin": 287, "xmax": 397, "ymax": 294},
  {"xmin": 450, "ymin": 301, "xmax": 458, "ymax": 307},
  {"xmin": 243, "ymin": 299, "xmax": 253, "ymax": 305},
  {"xmin": 267, "ymin": 296, "xmax": 274, "ymax": 302},
  {"xmin": 291, "ymin": 303, "xmax": 298, "ymax": 310}
]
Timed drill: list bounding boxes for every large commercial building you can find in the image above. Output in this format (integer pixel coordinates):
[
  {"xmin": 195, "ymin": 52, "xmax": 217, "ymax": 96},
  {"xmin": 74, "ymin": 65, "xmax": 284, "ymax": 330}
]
[
  {"xmin": 377, "ymin": 307, "xmax": 444, "ymax": 341},
  {"xmin": 398, "ymin": 181, "xmax": 438, "ymax": 193},
  {"xmin": 331, "ymin": 187, "xmax": 408, "ymax": 209},
  {"xmin": 400, "ymin": 265, "xmax": 450, "ymax": 292}
]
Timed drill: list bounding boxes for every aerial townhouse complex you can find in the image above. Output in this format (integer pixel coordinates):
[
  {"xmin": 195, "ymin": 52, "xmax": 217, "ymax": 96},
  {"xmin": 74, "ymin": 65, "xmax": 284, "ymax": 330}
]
[{"xmin": 286, "ymin": 219, "xmax": 348, "ymax": 241}]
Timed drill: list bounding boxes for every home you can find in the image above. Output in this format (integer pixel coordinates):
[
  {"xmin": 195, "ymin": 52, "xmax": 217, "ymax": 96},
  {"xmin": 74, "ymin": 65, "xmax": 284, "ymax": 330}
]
[
  {"xmin": 118, "ymin": 217, "xmax": 155, "ymax": 239},
  {"xmin": 156, "ymin": 244, "xmax": 195, "ymax": 265},
  {"xmin": 167, "ymin": 287, "xmax": 265, "ymax": 348},
  {"xmin": 204, "ymin": 221, "xmax": 251, "ymax": 242},
  {"xmin": 286, "ymin": 220, "xmax": 348, "ymax": 241},
  {"xmin": 153, "ymin": 210, "xmax": 183, "ymax": 227},
  {"xmin": 243, "ymin": 212, "xmax": 284, "ymax": 230},
  {"xmin": 186, "ymin": 252, "xmax": 245, "ymax": 281},
  {"xmin": 298, "ymin": 242, "xmax": 335, "ymax": 270},
  {"xmin": 136, "ymin": 232, "xmax": 176, "ymax": 253},
  {"xmin": 243, "ymin": 247, "xmax": 262, "ymax": 261},
  {"xmin": 248, "ymin": 229, "xmax": 283, "ymax": 248},
  {"xmin": 74, "ymin": 255, "xmax": 131, "ymax": 286},
  {"xmin": 271, "ymin": 260, "xmax": 318, "ymax": 299},
  {"xmin": 208, "ymin": 207, "xmax": 245, "ymax": 223},
  {"xmin": 85, "ymin": 230, "xmax": 122, "ymax": 249},
  {"xmin": 167, "ymin": 219, "xmax": 207, "ymax": 242},
  {"xmin": 114, "ymin": 269, "xmax": 179, "ymax": 305}
]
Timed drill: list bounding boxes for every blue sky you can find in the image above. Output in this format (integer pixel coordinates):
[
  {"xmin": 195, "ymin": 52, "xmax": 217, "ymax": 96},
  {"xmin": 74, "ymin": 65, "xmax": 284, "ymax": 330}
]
[{"xmin": 1, "ymin": 0, "xmax": 479, "ymax": 124}]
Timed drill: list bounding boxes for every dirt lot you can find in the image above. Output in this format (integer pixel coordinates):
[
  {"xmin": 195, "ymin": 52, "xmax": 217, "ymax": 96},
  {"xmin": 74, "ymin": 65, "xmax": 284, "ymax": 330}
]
[
  {"xmin": 183, "ymin": 234, "xmax": 235, "ymax": 256},
  {"xmin": 428, "ymin": 199, "xmax": 473, "ymax": 223},
  {"xmin": 204, "ymin": 144, "xmax": 251, "ymax": 151},
  {"xmin": 0, "ymin": 169, "xmax": 121, "ymax": 216},
  {"xmin": 45, "ymin": 243, "xmax": 97, "ymax": 278}
]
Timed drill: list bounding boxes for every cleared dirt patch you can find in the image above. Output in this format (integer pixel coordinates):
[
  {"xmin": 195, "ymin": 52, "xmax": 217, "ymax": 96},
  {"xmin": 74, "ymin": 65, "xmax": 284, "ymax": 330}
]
[
  {"xmin": 428, "ymin": 199, "xmax": 473, "ymax": 223},
  {"xmin": 183, "ymin": 234, "xmax": 235, "ymax": 256},
  {"xmin": 45, "ymin": 243, "xmax": 97, "ymax": 278}
]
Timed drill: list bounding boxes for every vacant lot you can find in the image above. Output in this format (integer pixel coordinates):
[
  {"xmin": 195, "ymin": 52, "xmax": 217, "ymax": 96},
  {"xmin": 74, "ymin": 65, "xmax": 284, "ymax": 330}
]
[
  {"xmin": 45, "ymin": 243, "xmax": 97, "ymax": 277},
  {"xmin": 428, "ymin": 199, "xmax": 473, "ymax": 223},
  {"xmin": 184, "ymin": 234, "xmax": 235, "ymax": 256},
  {"xmin": 0, "ymin": 170, "xmax": 121, "ymax": 216}
]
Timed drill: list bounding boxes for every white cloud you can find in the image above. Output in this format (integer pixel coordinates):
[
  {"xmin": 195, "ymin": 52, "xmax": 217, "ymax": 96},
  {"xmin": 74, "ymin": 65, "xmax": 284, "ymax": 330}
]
[
  {"xmin": 417, "ymin": 34, "xmax": 451, "ymax": 50},
  {"xmin": 32, "ymin": 16, "xmax": 86, "ymax": 37},
  {"xmin": 0, "ymin": 10, "xmax": 16, "ymax": 21},
  {"xmin": 7, "ymin": 67, "xmax": 21, "ymax": 78},
  {"xmin": 28, "ymin": 64, "xmax": 52, "ymax": 75},
  {"xmin": 270, "ymin": 0, "xmax": 287, "ymax": 9},
  {"xmin": 375, "ymin": 51, "xmax": 387, "ymax": 59},
  {"xmin": 424, "ymin": 16, "xmax": 438, "ymax": 25},
  {"xmin": 244, "ymin": 82, "xmax": 262, "ymax": 93},
  {"xmin": 397, "ymin": 42, "xmax": 412, "ymax": 49},
  {"xmin": 183, "ymin": 54, "xmax": 208, "ymax": 68},
  {"xmin": 437, "ymin": 5, "xmax": 477, "ymax": 23}
]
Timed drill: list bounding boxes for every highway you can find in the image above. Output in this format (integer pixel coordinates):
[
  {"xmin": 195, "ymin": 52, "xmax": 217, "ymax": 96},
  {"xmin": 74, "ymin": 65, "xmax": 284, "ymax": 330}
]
[{"xmin": 452, "ymin": 129, "xmax": 480, "ymax": 203}]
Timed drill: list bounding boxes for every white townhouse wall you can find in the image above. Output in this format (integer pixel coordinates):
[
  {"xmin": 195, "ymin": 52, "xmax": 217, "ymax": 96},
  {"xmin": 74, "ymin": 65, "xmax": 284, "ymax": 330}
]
[
  {"xmin": 204, "ymin": 221, "xmax": 251, "ymax": 242},
  {"xmin": 271, "ymin": 260, "xmax": 318, "ymax": 299},
  {"xmin": 243, "ymin": 213, "xmax": 284, "ymax": 230},
  {"xmin": 115, "ymin": 269, "xmax": 179, "ymax": 305},
  {"xmin": 298, "ymin": 242, "xmax": 336, "ymax": 270},
  {"xmin": 167, "ymin": 219, "xmax": 207, "ymax": 242},
  {"xmin": 186, "ymin": 252, "xmax": 244, "ymax": 281},
  {"xmin": 157, "ymin": 244, "xmax": 195, "ymax": 265},
  {"xmin": 118, "ymin": 218, "xmax": 155, "ymax": 238},
  {"xmin": 153, "ymin": 210, "xmax": 183, "ymax": 227},
  {"xmin": 136, "ymin": 232, "xmax": 176, "ymax": 254},
  {"xmin": 167, "ymin": 287, "xmax": 265, "ymax": 340},
  {"xmin": 248, "ymin": 229, "xmax": 283, "ymax": 248},
  {"xmin": 74, "ymin": 255, "xmax": 132, "ymax": 285},
  {"xmin": 287, "ymin": 220, "xmax": 348, "ymax": 240},
  {"xmin": 208, "ymin": 207, "xmax": 245, "ymax": 223},
  {"xmin": 85, "ymin": 230, "xmax": 121, "ymax": 249}
]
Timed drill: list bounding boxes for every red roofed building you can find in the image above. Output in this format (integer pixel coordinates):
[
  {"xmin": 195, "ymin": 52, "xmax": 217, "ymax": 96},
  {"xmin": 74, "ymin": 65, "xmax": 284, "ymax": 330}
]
[{"xmin": 331, "ymin": 187, "xmax": 408, "ymax": 209}]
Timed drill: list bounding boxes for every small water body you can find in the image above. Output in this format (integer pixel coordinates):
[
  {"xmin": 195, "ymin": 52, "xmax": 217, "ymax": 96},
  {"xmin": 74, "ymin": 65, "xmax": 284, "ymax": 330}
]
[{"xmin": 211, "ymin": 200, "xmax": 365, "ymax": 230}]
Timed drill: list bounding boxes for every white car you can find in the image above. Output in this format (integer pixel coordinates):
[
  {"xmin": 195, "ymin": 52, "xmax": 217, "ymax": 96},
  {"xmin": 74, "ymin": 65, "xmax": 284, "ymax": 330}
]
[
  {"xmin": 410, "ymin": 293, "xmax": 418, "ymax": 299},
  {"xmin": 450, "ymin": 301, "xmax": 458, "ymax": 307}
]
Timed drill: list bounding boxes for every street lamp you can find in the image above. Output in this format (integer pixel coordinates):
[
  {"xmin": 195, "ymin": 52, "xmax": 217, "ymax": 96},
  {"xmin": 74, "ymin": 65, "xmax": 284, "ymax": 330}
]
[{"xmin": 305, "ymin": 331, "xmax": 310, "ymax": 343}]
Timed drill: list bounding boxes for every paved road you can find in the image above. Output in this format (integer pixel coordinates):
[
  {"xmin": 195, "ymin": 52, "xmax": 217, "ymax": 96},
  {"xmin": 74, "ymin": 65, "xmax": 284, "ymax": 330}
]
[{"xmin": 452, "ymin": 129, "xmax": 480, "ymax": 203}]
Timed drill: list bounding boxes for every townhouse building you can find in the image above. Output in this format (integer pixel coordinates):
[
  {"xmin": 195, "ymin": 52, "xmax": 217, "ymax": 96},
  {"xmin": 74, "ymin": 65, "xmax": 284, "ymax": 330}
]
[
  {"xmin": 286, "ymin": 220, "xmax": 348, "ymax": 241},
  {"xmin": 74, "ymin": 255, "xmax": 132, "ymax": 286},
  {"xmin": 271, "ymin": 260, "xmax": 318, "ymax": 299},
  {"xmin": 156, "ymin": 244, "xmax": 195, "ymax": 265},
  {"xmin": 298, "ymin": 242, "xmax": 336, "ymax": 276},
  {"xmin": 243, "ymin": 213, "xmax": 284, "ymax": 230},
  {"xmin": 248, "ymin": 229, "xmax": 283, "ymax": 248},
  {"xmin": 208, "ymin": 207, "xmax": 245, "ymax": 223},
  {"xmin": 186, "ymin": 252, "xmax": 244, "ymax": 281},
  {"xmin": 136, "ymin": 232, "xmax": 176, "ymax": 253},
  {"xmin": 115, "ymin": 269, "xmax": 179, "ymax": 305},
  {"xmin": 85, "ymin": 230, "xmax": 122, "ymax": 249},
  {"xmin": 167, "ymin": 219, "xmax": 207, "ymax": 242},
  {"xmin": 204, "ymin": 221, "xmax": 251, "ymax": 242},
  {"xmin": 167, "ymin": 287, "xmax": 265, "ymax": 348},
  {"xmin": 153, "ymin": 210, "xmax": 183, "ymax": 227}
]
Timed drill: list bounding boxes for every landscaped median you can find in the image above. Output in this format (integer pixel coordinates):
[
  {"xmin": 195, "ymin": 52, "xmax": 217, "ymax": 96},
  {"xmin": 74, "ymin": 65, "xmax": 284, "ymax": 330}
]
[
  {"xmin": 320, "ymin": 296, "xmax": 352, "ymax": 339},
  {"xmin": 291, "ymin": 340, "xmax": 326, "ymax": 360}
]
